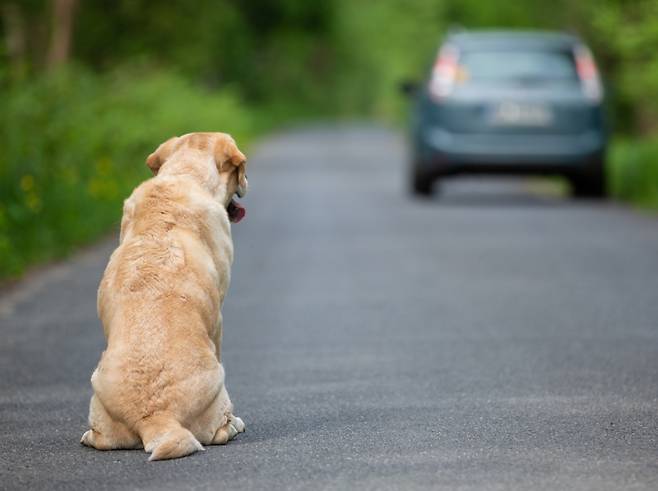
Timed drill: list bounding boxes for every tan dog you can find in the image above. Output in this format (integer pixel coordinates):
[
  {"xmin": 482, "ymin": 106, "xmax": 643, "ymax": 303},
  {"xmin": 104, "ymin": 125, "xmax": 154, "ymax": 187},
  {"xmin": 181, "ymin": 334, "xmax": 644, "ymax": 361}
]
[{"xmin": 81, "ymin": 132, "xmax": 248, "ymax": 461}]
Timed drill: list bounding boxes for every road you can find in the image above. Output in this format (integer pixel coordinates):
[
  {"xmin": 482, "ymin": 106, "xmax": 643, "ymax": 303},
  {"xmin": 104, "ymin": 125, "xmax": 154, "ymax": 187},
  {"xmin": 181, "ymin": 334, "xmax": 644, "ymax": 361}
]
[{"xmin": 1, "ymin": 125, "xmax": 658, "ymax": 490}]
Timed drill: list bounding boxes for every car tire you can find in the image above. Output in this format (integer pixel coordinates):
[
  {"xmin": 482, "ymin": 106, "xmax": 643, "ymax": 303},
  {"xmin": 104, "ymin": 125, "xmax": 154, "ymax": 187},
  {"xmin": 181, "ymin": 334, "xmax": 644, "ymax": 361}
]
[
  {"xmin": 571, "ymin": 160, "xmax": 607, "ymax": 199},
  {"xmin": 410, "ymin": 160, "xmax": 434, "ymax": 197},
  {"xmin": 412, "ymin": 175, "xmax": 433, "ymax": 196}
]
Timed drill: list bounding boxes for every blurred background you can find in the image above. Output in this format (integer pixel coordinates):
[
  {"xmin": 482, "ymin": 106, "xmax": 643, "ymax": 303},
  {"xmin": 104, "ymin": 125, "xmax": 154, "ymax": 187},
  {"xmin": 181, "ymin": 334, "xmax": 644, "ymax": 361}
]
[{"xmin": 1, "ymin": 0, "xmax": 658, "ymax": 280}]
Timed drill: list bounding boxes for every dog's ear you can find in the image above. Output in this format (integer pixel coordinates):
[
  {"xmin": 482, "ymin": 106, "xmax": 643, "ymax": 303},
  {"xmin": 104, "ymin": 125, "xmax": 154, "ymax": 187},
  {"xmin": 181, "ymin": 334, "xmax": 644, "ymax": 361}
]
[
  {"xmin": 229, "ymin": 142, "xmax": 248, "ymax": 195},
  {"xmin": 146, "ymin": 136, "xmax": 179, "ymax": 175},
  {"xmin": 214, "ymin": 138, "xmax": 247, "ymax": 190},
  {"xmin": 236, "ymin": 161, "xmax": 248, "ymax": 197},
  {"xmin": 214, "ymin": 138, "xmax": 246, "ymax": 168}
]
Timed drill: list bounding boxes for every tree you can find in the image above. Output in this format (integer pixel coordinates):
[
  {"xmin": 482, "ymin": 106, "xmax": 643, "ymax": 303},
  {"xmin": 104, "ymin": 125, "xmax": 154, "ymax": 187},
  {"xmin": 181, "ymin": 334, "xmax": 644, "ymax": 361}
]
[{"xmin": 47, "ymin": 0, "xmax": 77, "ymax": 70}]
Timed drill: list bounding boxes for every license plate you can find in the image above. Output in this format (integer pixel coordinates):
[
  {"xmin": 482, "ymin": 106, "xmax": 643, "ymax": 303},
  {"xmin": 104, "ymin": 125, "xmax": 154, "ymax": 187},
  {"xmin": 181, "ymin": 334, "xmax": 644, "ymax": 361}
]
[{"xmin": 490, "ymin": 101, "xmax": 553, "ymax": 126}]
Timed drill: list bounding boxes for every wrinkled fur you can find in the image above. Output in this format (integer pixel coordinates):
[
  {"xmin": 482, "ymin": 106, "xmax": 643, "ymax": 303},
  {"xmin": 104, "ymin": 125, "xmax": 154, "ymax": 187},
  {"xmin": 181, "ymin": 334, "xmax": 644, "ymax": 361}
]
[{"xmin": 81, "ymin": 133, "xmax": 248, "ymax": 461}]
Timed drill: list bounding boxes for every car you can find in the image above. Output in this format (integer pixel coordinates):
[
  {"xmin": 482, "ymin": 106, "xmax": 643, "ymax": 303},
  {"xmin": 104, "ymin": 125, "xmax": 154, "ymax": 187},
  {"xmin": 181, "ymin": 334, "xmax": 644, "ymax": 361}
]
[{"xmin": 403, "ymin": 30, "xmax": 608, "ymax": 197}]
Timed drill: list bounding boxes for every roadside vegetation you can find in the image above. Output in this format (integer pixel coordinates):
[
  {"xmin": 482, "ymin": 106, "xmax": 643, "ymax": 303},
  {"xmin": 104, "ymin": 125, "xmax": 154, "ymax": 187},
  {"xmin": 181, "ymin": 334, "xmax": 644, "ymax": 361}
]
[
  {"xmin": 0, "ymin": 69, "xmax": 266, "ymax": 277},
  {"xmin": 609, "ymin": 140, "xmax": 658, "ymax": 209},
  {"xmin": 1, "ymin": 0, "xmax": 657, "ymax": 279}
]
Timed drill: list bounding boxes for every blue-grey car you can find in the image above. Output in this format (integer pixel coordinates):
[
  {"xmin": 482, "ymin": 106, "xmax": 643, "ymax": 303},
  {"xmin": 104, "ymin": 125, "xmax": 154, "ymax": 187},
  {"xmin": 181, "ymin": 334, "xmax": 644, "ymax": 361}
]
[{"xmin": 406, "ymin": 30, "xmax": 607, "ymax": 197}]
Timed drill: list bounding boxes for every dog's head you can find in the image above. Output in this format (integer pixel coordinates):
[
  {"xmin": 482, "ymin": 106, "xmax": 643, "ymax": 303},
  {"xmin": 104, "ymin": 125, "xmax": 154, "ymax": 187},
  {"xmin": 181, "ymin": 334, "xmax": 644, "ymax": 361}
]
[{"xmin": 146, "ymin": 132, "xmax": 248, "ymax": 223}]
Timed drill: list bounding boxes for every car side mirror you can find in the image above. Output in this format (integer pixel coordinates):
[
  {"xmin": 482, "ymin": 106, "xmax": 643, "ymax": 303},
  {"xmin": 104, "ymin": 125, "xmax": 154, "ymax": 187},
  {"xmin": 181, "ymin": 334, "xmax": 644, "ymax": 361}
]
[{"xmin": 399, "ymin": 80, "xmax": 419, "ymax": 96}]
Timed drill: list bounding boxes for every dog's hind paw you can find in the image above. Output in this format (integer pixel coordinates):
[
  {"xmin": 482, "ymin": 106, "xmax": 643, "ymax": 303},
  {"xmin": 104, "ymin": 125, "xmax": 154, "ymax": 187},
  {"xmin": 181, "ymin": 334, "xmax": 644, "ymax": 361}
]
[
  {"xmin": 231, "ymin": 415, "xmax": 245, "ymax": 434},
  {"xmin": 212, "ymin": 414, "xmax": 245, "ymax": 445},
  {"xmin": 80, "ymin": 429, "xmax": 94, "ymax": 447}
]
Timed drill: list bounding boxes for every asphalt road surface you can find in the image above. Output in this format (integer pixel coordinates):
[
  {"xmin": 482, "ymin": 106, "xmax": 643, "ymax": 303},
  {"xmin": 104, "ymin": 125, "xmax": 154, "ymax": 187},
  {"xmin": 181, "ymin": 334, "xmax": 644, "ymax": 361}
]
[{"xmin": 1, "ymin": 125, "xmax": 658, "ymax": 490}]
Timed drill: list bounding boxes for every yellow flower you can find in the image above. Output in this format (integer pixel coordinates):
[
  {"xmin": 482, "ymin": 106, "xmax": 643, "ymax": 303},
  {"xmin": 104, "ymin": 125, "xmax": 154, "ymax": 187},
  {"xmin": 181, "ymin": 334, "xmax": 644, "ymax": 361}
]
[
  {"xmin": 20, "ymin": 175, "xmax": 34, "ymax": 191},
  {"xmin": 96, "ymin": 158, "xmax": 113, "ymax": 176},
  {"xmin": 26, "ymin": 192, "xmax": 42, "ymax": 212}
]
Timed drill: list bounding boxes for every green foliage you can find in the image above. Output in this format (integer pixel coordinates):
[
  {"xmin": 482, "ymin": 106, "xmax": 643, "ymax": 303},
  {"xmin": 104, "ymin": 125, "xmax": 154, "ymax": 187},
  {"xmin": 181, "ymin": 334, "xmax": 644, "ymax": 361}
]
[
  {"xmin": 73, "ymin": 0, "xmax": 338, "ymax": 107},
  {"xmin": 609, "ymin": 139, "xmax": 658, "ymax": 209},
  {"xmin": 584, "ymin": 1, "xmax": 658, "ymax": 134},
  {"xmin": 330, "ymin": 0, "xmax": 446, "ymax": 118},
  {"xmin": 0, "ymin": 67, "xmax": 259, "ymax": 278}
]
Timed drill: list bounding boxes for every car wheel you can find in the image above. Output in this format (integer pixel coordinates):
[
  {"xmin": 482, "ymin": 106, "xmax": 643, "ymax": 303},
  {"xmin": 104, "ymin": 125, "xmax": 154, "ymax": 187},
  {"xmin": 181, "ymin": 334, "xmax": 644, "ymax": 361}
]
[
  {"xmin": 571, "ymin": 160, "xmax": 606, "ymax": 199},
  {"xmin": 412, "ymin": 175, "xmax": 433, "ymax": 196},
  {"xmin": 410, "ymin": 161, "xmax": 434, "ymax": 197}
]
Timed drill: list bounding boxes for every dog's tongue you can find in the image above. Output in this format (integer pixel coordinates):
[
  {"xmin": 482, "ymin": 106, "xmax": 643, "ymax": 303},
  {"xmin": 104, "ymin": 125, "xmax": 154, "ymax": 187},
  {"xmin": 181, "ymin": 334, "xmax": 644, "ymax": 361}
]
[{"xmin": 227, "ymin": 199, "xmax": 246, "ymax": 224}]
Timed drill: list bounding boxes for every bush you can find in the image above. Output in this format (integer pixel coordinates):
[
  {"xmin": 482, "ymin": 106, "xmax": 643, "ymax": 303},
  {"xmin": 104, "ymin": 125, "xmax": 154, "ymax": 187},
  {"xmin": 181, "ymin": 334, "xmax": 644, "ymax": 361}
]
[
  {"xmin": 609, "ymin": 139, "xmax": 658, "ymax": 209},
  {"xmin": 0, "ymin": 67, "xmax": 259, "ymax": 279}
]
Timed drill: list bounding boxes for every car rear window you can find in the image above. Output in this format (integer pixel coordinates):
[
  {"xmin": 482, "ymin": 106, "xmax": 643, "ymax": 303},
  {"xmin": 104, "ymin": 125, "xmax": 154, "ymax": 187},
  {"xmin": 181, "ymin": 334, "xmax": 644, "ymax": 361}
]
[{"xmin": 458, "ymin": 49, "xmax": 578, "ymax": 83}]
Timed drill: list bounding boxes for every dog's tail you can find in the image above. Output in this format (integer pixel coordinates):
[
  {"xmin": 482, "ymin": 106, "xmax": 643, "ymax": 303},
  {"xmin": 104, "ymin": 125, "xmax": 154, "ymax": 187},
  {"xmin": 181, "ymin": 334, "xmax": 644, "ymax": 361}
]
[{"xmin": 137, "ymin": 413, "xmax": 204, "ymax": 461}]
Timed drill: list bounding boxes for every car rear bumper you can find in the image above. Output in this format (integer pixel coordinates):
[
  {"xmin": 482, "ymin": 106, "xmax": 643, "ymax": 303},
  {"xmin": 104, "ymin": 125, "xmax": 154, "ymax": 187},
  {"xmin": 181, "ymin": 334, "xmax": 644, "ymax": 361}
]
[{"xmin": 417, "ymin": 128, "xmax": 606, "ymax": 175}]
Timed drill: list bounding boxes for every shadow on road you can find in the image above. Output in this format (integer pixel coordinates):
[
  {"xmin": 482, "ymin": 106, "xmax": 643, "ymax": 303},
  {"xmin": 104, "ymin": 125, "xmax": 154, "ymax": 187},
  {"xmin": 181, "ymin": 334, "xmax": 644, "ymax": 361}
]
[{"xmin": 417, "ymin": 177, "xmax": 574, "ymax": 208}]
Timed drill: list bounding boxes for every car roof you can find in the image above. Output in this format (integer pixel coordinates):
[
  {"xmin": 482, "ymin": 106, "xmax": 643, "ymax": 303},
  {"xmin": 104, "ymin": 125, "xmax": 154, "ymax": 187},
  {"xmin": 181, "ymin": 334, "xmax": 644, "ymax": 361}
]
[{"xmin": 446, "ymin": 30, "xmax": 582, "ymax": 50}]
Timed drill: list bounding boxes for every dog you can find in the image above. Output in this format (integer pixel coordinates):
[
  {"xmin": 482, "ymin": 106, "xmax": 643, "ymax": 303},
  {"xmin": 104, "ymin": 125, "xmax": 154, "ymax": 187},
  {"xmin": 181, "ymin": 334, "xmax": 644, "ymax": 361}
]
[{"xmin": 81, "ymin": 132, "xmax": 248, "ymax": 461}]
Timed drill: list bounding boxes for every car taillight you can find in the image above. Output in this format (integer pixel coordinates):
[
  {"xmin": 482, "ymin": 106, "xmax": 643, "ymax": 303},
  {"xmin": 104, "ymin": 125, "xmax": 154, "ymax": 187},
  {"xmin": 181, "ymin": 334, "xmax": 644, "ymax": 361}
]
[
  {"xmin": 429, "ymin": 45, "xmax": 459, "ymax": 101},
  {"xmin": 574, "ymin": 46, "xmax": 603, "ymax": 102}
]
